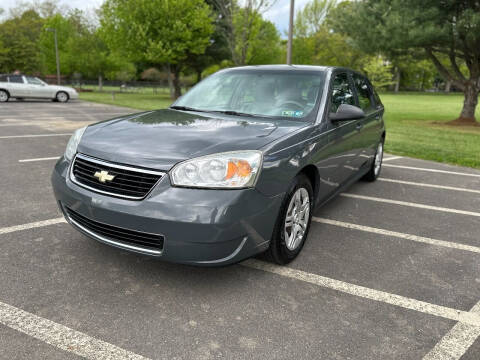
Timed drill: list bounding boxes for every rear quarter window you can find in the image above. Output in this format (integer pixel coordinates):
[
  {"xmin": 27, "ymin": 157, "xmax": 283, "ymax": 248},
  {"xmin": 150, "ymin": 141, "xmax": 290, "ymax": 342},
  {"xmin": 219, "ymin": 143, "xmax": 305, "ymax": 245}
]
[
  {"xmin": 352, "ymin": 74, "xmax": 375, "ymax": 112},
  {"xmin": 8, "ymin": 75, "xmax": 24, "ymax": 83},
  {"xmin": 0, "ymin": 75, "xmax": 7, "ymax": 82}
]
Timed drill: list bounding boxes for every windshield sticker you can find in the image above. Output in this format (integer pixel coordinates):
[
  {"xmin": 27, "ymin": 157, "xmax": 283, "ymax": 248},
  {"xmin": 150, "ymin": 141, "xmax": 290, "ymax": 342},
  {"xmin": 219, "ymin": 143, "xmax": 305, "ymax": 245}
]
[{"xmin": 282, "ymin": 110, "xmax": 304, "ymax": 117}]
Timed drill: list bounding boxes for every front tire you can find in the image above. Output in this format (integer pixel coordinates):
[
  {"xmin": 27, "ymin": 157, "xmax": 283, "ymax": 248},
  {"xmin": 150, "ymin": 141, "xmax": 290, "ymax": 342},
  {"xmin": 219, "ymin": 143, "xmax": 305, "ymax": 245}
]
[
  {"xmin": 266, "ymin": 174, "xmax": 313, "ymax": 265},
  {"xmin": 56, "ymin": 91, "xmax": 69, "ymax": 103},
  {"xmin": 0, "ymin": 90, "xmax": 9, "ymax": 102},
  {"xmin": 362, "ymin": 140, "xmax": 384, "ymax": 182}
]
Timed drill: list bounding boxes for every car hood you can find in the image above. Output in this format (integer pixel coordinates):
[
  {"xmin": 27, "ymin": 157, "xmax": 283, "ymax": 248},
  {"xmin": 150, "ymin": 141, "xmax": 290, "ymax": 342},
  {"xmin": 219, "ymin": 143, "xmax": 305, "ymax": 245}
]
[{"xmin": 77, "ymin": 109, "xmax": 307, "ymax": 170}]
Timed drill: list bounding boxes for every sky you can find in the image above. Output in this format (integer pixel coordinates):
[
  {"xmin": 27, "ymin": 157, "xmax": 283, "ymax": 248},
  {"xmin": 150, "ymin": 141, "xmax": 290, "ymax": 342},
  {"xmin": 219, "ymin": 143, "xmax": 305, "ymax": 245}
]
[{"xmin": 0, "ymin": 0, "xmax": 311, "ymax": 36}]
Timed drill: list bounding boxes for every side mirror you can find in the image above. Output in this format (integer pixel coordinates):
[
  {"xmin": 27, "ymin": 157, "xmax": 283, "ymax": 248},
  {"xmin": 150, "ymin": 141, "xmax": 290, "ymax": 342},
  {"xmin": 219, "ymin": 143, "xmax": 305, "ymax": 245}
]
[{"xmin": 330, "ymin": 104, "xmax": 365, "ymax": 122}]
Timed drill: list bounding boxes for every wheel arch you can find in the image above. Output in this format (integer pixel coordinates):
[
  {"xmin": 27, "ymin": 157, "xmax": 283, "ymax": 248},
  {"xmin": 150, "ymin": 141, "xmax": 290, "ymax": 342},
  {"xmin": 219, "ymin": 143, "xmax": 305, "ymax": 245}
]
[
  {"xmin": 0, "ymin": 88, "xmax": 10, "ymax": 96},
  {"xmin": 297, "ymin": 164, "xmax": 320, "ymax": 203}
]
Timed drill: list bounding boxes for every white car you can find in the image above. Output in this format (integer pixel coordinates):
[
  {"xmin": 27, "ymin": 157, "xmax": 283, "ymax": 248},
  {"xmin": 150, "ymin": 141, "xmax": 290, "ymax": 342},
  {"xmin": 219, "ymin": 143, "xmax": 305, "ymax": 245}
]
[{"xmin": 0, "ymin": 74, "xmax": 79, "ymax": 103}]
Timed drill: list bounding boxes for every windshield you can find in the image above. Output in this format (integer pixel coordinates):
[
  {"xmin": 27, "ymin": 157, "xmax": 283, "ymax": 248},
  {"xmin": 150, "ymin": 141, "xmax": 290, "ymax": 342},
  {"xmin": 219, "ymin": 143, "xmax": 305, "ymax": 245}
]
[{"xmin": 174, "ymin": 69, "xmax": 325, "ymax": 120}]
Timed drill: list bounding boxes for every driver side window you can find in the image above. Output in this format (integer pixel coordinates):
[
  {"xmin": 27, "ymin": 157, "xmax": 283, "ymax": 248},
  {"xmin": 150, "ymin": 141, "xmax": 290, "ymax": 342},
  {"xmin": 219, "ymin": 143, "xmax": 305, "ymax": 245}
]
[
  {"xmin": 330, "ymin": 73, "xmax": 354, "ymax": 113},
  {"xmin": 26, "ymin": 76, "xmax": 43, "ymax": 85}
]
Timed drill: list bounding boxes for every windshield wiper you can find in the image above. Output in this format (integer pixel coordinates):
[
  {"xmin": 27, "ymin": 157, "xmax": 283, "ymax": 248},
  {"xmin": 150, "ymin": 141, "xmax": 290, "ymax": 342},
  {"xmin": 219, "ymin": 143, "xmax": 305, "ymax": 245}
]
[
  {"xmin": 169, "ymin": 105, "xmax": 207, "ymax": 112},
  {"xmin": 171, "ymin": 107, "xmax": 272, "ymax": 119},
  {"xmin": 209, "ymin": 110, "xmax": 271, "ymax": 118}
]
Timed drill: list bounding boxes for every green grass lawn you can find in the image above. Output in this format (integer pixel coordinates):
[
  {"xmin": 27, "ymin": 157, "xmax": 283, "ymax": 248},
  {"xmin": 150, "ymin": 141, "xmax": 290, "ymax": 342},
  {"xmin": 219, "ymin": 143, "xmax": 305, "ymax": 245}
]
[
  {"xmin": 79, "ymin": 90, "xmax": 480, "ymax": 169},
  {"xmin": 79, "ymin": 88, "xmax": 173, "ymax": 110},
  {"xmin": 380, "ymin": 92, "xmax": 480, "ymax": 169}
]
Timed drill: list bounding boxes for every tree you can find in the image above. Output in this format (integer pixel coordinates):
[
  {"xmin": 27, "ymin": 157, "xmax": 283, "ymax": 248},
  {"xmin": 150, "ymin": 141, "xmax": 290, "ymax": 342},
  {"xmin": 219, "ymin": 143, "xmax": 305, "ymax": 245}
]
[
  {"xmin": 100, "ymin": 0, "xmax": 214, "ymax": 98},
  {"xmin": 363, "ymin": 56, "xmax": 394, "ymax": 90},
  {"xmin": 332, "ymin": 0, "xmax": 480, "ymax": 123},
  {"xmin": 236, "ymin": 12, "xmax": 282, "ymax": 65},
  {"xmin": 213, "ymin": 0, "xmax": 277, "ymax": 66},
  {"xmin": 185, "ymin": 0, "xmax": 232, "ymax": 84},
  {"xmin": 291, "ymin": 1, "xmax": 368, "ymax": 69},
  {"xmin": 295, "ymin": 0, "xmax": 336, "ymax": 37},
  {"xmin": 0, "ymin": 10, "xmax": 44, "ymax": 74},
  {"xmin": 38, "ymin": 12, "xmax": 84, "ymax": 76}
]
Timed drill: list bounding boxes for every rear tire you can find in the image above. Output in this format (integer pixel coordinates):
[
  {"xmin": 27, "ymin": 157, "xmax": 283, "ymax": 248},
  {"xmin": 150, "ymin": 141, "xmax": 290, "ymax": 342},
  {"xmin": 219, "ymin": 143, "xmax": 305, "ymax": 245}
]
[
  {"xmin": 56, "ymin": 91, "xmax": 69, "ymax": 103},
  {"xmin": 362, "ymin": 140, "xmax": 384, "ymax": 182},
  {"xmin": 0, "ymin": 90, "xmax": 9, "ymax": 102},
  {"xmin": 266, "ymin": 174, "xmax": 313, "ymax": 265}
]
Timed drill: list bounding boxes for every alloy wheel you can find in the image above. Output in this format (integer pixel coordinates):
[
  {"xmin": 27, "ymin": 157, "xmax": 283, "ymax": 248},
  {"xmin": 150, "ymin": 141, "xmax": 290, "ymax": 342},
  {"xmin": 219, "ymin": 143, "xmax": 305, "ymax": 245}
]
[
  {"xmin": 57, "ymin": 92, "xmax": 68, "ymax": 102},
  {"xmin": 284, "ymin": 187, "xmax": 310, "ymax": 251},
  {"xmin": 374, "ymin": 142, "xmax": 383, "ymax": 176},
  {"xmin": 0, "ymin": 90, "xmax": 8, "ymax": 102}
]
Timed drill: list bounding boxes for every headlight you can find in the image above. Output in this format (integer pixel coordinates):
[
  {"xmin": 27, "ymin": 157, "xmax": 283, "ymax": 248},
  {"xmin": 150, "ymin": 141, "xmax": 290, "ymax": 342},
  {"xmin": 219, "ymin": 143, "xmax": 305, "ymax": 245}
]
[
  {"xmin": 65, "ymin": 126, "xmax": 87, "ymax": 161},
  {"xmin": 170, "ymin": 151, "xmax": 262, "ymax": 188}
]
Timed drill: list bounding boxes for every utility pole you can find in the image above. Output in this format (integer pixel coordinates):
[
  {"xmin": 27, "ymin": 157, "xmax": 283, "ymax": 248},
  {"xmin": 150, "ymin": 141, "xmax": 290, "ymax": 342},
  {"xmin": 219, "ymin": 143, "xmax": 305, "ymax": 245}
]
[
  {"xmin": 46, "ymin": 28, "xmax": 61, "ymax": 85},
  {"xmin": 286, "ymin": 0, "xmax": 294, "ymax": 65}
]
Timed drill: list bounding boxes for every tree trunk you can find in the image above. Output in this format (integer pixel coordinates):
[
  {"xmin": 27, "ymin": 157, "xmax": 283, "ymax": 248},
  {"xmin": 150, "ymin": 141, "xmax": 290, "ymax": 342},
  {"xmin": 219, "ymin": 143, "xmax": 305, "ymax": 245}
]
[
  {"xmin": 98, "ymin": 74, "xmax": 103, "ymax": 92},
  {"xmin": 458, "ymin": 84, "xmax": 479, "ymax": 122},
  {"xmin": 394, "ymin": 68, "xmax": 400, "ymax": 93},
  {"xmin": 420, "ymin": 69, "xmax": 425, "ymax": 91},
  {"xmin": 445, "ymin": 80, "xmax": 451, "ymax": 93},
  {"xmin": 172, "ymin": 66, "xmax": 182, "ymax": 99},
  {"xmin": 196, "ymin": 69, "xmax": 202, "ymax": 84},
  {"xmin": 165, "ymin": 64, "xmax": 174, "ymax": 99}
]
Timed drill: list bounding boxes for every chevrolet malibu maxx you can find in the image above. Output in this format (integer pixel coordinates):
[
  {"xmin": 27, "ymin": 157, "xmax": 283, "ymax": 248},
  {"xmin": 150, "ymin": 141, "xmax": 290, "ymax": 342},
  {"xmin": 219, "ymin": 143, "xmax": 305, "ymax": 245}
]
[{"xmin": 52, "ymin": 65, "xmax": 385, "ymax": 266}]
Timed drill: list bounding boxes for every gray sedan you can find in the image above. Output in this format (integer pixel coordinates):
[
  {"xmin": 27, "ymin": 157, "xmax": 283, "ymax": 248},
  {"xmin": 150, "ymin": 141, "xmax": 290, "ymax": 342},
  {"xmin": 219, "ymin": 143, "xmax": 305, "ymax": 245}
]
[
  {"xmin": 51, "ymin": 65, "xmax": 385, "ymax": 266},
  {"xmin": 0, "ymin": 74, "xmax": 78, "ymax": 102}
]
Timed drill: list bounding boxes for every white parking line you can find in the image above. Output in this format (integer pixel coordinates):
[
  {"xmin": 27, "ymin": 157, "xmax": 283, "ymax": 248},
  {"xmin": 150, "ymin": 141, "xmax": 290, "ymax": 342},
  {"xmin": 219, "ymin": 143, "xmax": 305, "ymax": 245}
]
[
  {"xmin": 378, "ymin": 178, "xmax": 480, "ymax": 194},
  {"xmin": 0, "ymin": 301, "xmax": 149, "ymax": 360},
  {"xmin": 0, "ymin": 133, "xmax": 71, "ymax": 139},
  {"xmin": 382, "ymin": 156, "xmax": 402, "ymax": 162},
  {"xmin": 341, "ymin": 193, "xmax": 480, "ymax": 217},
  {"xmin": 0, "ymin": 218, "xmax": 65, "ymax": 235},
  {"xmin": 19, "ymin": 156, "xmax": 60, "ymax": 163},
  {"xmin": 313, "ymin": 217, "xmax": 480, "ymax": 254},
  {"xmin": 242, "ymin": 259, "xmax": 480, "ymax": 326},
  {"xmin": 423, "ymin": 301, "xmax": 480, "ymax": 360},
  {"xmin": 383, "ymin": 164, "xmax": 480, "ymax": 178}
]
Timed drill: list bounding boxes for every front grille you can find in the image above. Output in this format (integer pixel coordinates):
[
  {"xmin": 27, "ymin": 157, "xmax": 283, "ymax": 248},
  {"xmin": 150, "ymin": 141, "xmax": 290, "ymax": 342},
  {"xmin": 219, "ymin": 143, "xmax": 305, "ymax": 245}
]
[
  {"xmin": 71, "ymin": 154, "xmax": 164, "ymax": 200},
  {"xmin": 65, "ymin": 207, "xmax": 164, "ymax": 253}
]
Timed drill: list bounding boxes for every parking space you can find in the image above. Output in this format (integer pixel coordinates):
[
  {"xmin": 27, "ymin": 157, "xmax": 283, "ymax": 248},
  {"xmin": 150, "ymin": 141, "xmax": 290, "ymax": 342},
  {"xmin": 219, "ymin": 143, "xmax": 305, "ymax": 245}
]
[{"xmin": 0, "ymin": 101, "xmax": 479, "ymax": 359}]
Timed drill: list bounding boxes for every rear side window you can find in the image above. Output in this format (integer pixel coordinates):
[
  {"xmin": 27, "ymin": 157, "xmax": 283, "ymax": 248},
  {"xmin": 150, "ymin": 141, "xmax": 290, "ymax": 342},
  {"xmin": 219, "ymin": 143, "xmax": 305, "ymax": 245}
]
[
  {"xmin": 8, "ymin": 75, "xmax": 24, "ymax": 83},
  {"xmin": 330, "ymin": 73, "xmax": 355, "ymax": 113},
  {"xmin": 372, "ymin": 88, "xmax": 382, "ymax": 108},
  {"xmin": 352, "ymin": 74, "xmax": 374, "ymax": 112}
]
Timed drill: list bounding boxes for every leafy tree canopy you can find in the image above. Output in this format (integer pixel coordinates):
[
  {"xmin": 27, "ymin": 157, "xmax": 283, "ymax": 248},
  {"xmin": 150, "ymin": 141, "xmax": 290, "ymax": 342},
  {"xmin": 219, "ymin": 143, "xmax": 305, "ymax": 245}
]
[
  {"xmin": 100, "ymin": 0, "xmax": 214, "ymax": 98},
  {"xmin": 332, "ymin": 0, "xmax": 480, "ymax": 122}
]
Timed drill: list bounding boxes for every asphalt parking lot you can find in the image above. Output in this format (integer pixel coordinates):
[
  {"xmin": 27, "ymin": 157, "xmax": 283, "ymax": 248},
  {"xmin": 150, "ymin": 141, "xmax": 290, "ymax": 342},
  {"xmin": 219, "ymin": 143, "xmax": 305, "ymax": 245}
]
[{"xmin": 0, "ymin": 100, "xmax": 479, "ymax": 360}]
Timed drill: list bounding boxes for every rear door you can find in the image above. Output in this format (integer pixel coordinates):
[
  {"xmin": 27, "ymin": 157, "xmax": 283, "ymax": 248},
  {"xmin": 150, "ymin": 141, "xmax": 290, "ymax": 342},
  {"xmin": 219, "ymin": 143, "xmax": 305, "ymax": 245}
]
[
  {"xmin": 6, "ymin": 75, "xmax": 29, "ymax": 97},
  {"xmin": 351, "ymin": 73, "xmax": 383, "ymax": 162},
  {"xmin": 324, "ymin": 71, "xmax": 365, "ymax": 186}
]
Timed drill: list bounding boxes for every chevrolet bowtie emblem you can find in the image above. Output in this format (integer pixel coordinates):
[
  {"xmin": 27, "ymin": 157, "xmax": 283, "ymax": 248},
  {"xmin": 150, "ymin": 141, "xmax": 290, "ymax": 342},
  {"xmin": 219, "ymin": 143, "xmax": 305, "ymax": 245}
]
[{"xmin": 94, "ymin": 170, "xmax": 115, "ymax": 183}]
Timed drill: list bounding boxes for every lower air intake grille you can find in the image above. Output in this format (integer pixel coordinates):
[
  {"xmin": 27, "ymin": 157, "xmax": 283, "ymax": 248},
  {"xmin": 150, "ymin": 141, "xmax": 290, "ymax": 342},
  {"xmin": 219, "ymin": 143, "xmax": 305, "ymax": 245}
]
[{"xmin": 65, "ymin": 207, "xmax": 164, "ymax": 252}]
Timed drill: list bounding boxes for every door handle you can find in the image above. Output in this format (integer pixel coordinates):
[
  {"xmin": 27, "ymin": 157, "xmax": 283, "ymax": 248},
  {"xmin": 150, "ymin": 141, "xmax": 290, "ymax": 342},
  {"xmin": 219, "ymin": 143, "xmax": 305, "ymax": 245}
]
[
  {"xmin": 356, "ymin": 121, "xmax": 364, "ymax": 130},
  {"xmin": 375, "ymin": 114, "xmax": 381, "ymax": 120}
]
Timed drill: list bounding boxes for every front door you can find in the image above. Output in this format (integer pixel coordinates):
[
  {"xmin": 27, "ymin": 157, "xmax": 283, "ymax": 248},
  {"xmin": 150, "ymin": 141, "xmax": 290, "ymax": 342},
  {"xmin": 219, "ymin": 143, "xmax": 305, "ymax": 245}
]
[
  {"xmin": 351, "ymin": 73, "xmax": 382, "ymax": 164},
  {"xmin": 323, "ymin": 72, "xmax": 364, "ymax": 186},
  {"xmin": 26, "ymin": 76, "xmax": 53, "ymax": 98}
]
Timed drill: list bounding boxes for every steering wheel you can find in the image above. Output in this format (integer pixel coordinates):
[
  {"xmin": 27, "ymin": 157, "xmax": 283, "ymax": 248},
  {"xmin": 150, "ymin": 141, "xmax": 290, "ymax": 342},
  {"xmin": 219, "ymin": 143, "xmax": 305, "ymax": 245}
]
[{"xmin": 278, "ymin": 101, "xmax": 304, "ymax": 111}]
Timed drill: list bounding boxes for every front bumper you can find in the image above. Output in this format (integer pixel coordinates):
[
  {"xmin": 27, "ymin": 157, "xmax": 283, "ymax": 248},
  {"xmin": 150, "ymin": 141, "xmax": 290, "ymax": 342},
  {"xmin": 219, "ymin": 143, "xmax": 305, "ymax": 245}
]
[{"xmin": 51, "ymin": 157, "xmax": 283, "ymax": 266}]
